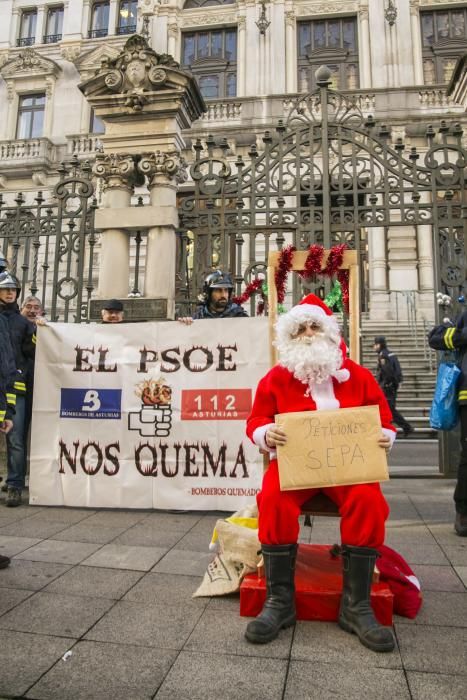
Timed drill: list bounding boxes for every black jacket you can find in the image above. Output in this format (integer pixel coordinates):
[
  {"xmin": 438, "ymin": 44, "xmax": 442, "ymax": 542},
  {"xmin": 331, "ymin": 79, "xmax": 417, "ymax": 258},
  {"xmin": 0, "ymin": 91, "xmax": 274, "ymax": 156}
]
[
  {"xmin": 0, "ymin": 303, "xmax": 36, "ymax": 395},
  {"xmin": 376, "ymin": 345, "xmax": 403, "ymax": 389},
  {"xmin": 428, "ymin": 311, "xmax": 467, "ymax": 405},
  {"xmin": 0, "ymin": 314, "xmax": 16, "ymax": 422},
  {"xmin": 192, "ymin": 302, "xmax": 248, "ymax": 319}
]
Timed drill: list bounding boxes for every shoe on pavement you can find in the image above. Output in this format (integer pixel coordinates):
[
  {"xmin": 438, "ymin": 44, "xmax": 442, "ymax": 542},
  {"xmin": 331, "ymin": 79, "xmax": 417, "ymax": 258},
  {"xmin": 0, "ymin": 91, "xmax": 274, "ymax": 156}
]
[
  {"xmin": 455, "ymin": 512, "xmax": 467, "ymax": 537},
  {"xmin": 403, "ymin": 426, "xmax": 415, "ymax": 438},
  {"xmin": 0, "ymin": 554, "xmax": 11, "ymax": 569},
  {"xmin": 6, "ymin": 488, "xmax": 22, "ymax": 508}
]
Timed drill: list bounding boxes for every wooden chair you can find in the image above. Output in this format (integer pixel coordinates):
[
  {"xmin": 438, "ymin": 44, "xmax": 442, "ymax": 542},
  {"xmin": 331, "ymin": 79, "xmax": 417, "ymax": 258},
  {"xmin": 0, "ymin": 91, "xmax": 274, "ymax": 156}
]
[{"xmin": 266, "ymin": 249, "xmax": 360, "ymax": 520}]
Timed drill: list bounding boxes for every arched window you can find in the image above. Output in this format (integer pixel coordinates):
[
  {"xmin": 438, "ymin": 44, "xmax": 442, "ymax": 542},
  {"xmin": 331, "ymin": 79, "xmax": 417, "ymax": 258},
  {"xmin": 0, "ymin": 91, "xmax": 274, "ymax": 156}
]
[
  {"xmin": 183, "ymin": 0, "xmax": 235, "ymax": 8},
  {"xmin": 182, "ymin": 28, "xmax": 237, "ymax": 99},
  {"xmin": 89, "ymin": 1, "xmax": 109, "ymax": 39}
]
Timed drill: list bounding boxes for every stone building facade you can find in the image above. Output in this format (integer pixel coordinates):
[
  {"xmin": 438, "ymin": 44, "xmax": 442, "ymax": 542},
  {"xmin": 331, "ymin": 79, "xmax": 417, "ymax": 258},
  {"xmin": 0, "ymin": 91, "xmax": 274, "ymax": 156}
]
[{"xmin": 0, "ymin": 0, "xmax": 466, "ymax": 319}]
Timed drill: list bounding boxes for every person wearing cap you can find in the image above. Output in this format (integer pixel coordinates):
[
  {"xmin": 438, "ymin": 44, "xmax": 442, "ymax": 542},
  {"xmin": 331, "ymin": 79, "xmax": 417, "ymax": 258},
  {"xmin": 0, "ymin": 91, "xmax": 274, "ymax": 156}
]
[
  {"xmin": 178, "ymin": 270, "xmax": 248, "ymax": 324},
  {"xmin": 428, "ymin": 310, "xmax": 467, "ymax": 536},
  {"xmin": 245, "ymin": 294, "xmax": 396, "ymax": 652},
  {"xmin": 0, "ymin": 271, "xmax": 36, "ymax": 507},
  {"xmin": 101, "ymin": 299, "xmax": 125, "ymax": 324},
  {"xmin": 374, "ymin": 336, "xmax": 414, "ymax": 438}
]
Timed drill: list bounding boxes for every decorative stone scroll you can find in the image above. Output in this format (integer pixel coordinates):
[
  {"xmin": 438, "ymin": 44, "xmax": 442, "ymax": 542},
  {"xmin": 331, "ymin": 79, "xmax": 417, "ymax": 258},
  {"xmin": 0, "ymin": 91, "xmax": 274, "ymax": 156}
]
[
  {"xmin": 92, "ymin": 153, "xmax": 138, "ymax": 191},
  {"xmin": 138, "ymin": 151, "xmax": 188, "ymax": 185}
]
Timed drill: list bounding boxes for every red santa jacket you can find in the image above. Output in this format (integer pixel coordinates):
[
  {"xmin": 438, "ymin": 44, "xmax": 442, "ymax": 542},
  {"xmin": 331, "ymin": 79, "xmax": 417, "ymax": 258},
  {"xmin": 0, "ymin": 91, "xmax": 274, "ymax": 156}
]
[{"xmin": 247, "ymin": 358, "xmax": 395, "ymax": 452}]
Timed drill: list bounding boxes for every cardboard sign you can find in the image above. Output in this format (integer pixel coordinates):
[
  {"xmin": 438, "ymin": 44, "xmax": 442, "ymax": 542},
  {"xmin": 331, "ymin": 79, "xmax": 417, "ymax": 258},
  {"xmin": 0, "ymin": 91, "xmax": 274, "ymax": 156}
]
[{"xmin": 276, "ymin": 405, "xmax": 389, "ymax": 491}]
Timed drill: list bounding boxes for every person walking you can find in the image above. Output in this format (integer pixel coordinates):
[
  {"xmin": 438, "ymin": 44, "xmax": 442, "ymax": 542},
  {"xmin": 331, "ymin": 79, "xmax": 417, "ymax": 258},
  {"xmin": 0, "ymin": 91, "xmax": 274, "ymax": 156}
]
[
  {"xmin": 0, "ymin": 272, "xmax": 36, "ymax": 507},
  {"xmin": 374, "ymin": 336, "xmax": 414, "ymax": 438},
  {"xmin": 428, "ymin": 313, "xmax": 467, "ymax": 536}
]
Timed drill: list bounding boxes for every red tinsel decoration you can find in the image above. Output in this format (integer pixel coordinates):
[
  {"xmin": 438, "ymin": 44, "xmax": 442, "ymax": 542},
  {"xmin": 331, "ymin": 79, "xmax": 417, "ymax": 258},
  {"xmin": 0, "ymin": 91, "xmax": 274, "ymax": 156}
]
[
  {"xmin": 232, "ymin": 277, "xmax": 264, "ymax": 306},
  {"xmin": 275, "ymin": 244, "xmax": 296, "ymax": 304},
  {"xmin": 337, "ymin": 269, "xmax": 350, "ymax": 312},
  {"xmin": 299, "ymin": 244, "xmax": 324, "ymax": 280},
  {"xmin": 324, "ymin": 243, "xmax": 348, "ymax": 277}
]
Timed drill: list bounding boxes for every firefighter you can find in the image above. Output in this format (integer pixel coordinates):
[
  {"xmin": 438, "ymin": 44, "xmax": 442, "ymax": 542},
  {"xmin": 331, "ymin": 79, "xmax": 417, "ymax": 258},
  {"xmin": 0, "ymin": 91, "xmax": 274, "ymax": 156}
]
[
  {"xmin": 0, "ymin": 272, "xmax": 36, "ymax": 507},
  {"xmin": 0, "ymin": 312, "xmax": 16, "ymax": 563},
  {"xmin": 178, "ymin": 270, "xmax": 248, "ymax": 323}
]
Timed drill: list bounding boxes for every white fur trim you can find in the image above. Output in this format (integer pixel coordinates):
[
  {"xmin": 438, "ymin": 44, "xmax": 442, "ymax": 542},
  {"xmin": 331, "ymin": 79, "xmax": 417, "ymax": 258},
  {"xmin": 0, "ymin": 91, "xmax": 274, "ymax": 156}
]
[
  {"xmin": 332, "ymin": 368, "xmax": 350, "ymax": 383},
  {"xmin": 382, "ymin": 427, "xmax": 396, "ymax": 449},
  {"xmin": 309, "ymin": 378, "xmax": 340, "ymax": 410},
  {"xmin": 252, "ymin": 423, "xmax": 275, "ymax": 451},
  {"xmin": 406, "ymin": 574, "xmax": 421, "ymax": 591},
  {"xmin": 289, "ymin": 304, "xmax": 328, "ymax": 320}
]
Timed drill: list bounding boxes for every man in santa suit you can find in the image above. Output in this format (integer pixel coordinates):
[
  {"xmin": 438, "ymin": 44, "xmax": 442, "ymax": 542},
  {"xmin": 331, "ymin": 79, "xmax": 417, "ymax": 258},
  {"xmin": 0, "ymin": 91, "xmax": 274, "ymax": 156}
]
[{"xmin": 245, "ymin": 294, "xmax": 396, "ymax": 652}]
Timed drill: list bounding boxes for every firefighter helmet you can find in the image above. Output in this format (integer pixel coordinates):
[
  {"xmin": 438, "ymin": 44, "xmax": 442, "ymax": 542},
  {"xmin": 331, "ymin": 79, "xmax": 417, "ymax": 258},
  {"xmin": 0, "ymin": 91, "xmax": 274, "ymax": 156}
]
[
  {"xmin": 202, "ymin": 270, "xmax": 234, "ymax": 299},
  {"xmin": 0, "ymin": 271, "xmax": 21, "ymax": 295}
]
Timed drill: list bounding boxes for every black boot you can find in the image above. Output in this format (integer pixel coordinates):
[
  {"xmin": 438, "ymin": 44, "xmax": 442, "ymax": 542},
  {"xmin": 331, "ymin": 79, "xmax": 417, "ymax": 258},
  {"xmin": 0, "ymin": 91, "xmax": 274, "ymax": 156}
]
[
  {"xmin": 245, "ymin": 543, "xmax": 297, "ymax": 644},
  {"xmin": 338, "ymin": 545, "xmax": 395, "ymax": 653}
]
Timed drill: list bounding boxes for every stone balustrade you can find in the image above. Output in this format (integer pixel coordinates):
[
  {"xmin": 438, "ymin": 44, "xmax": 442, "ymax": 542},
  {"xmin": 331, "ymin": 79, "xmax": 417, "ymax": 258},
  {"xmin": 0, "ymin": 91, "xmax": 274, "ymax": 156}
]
[{"xmin": 66, "ymin": 134, "xmax": 103, "ymax": 157}]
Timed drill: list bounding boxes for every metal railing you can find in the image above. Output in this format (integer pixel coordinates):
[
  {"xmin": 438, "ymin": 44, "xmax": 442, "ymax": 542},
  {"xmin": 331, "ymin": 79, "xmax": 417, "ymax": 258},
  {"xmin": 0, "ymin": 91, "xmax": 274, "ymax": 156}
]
[
  {"xmin": 16, "ymin": 36, "xmax": 34, "ymax": 46},
  {"xmin": 88, "ymin": 28, "xmax": 108, "ymax": 39},
  {"xmin": 43, "ymin": 33, "xmax": 62, "ymax": 43}
]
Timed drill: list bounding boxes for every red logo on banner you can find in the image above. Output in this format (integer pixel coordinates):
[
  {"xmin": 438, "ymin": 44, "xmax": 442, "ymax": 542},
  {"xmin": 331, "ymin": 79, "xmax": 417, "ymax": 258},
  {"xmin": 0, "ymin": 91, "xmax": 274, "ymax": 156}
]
[{"xmin": 181, "ymin": 389, "xmax": 252, "ymax": 420}]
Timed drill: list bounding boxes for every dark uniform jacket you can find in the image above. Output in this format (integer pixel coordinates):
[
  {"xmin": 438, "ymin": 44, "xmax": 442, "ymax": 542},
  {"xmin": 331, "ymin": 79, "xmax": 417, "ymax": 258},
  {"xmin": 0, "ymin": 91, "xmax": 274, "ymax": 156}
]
[
  {"xmin": 192, "ymin": 302, "xmax": 248, "ymax": 319},
  {"xmin": 428, "ymin": 311, "xmax": 467, "ymax": 405},
  {"xmin": 376, "ymin": 347, "xmax": 403, "ymax": 390},
  {"xmin": 0, "ymin": 314, "xmax": 16, "ymax": 423},
  {"xmin": 0, "ymin": 302, "xmax": 36, "ymax": 396}
]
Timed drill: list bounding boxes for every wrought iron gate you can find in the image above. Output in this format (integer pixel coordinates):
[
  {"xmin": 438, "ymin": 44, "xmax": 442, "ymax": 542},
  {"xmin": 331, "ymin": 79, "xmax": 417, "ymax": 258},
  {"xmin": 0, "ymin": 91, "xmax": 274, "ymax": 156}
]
[
  {"xmin": 178, "ymin": 69, "xmax": 467, "ymax": 318},
  {"xmin": 0, "ymin": 156, "xmax": 96, "ymax": 322}
]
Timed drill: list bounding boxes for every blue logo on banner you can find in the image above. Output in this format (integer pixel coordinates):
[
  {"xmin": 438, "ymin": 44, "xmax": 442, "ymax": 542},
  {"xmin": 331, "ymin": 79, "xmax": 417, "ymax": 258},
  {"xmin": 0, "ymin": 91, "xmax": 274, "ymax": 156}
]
[{"xmin": 60, "ymin": 389, "xmax": 122, "ymax": 419}]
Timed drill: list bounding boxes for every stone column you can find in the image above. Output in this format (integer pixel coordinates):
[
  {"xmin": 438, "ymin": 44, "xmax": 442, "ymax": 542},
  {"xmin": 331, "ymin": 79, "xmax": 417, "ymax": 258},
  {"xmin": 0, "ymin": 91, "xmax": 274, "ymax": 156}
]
[
  {"xmin": 410, "ymin": 0, "xmax": 424, "ymax": 84},
  {"xmin": 368, "ymin": 226, "xmax": 390, "ymax": 319},
  {"xmin": 36, "ymin": 5, "xmax": 46, "ymax": 44},
  {"xmin": 285, "ymin": 9, "xmax": 296, "ymax": 93},
  {"xmin": 237, "ymin": 15, "xmax": 246, "ymax": 96},
  {"xmin": 138, "ymin": 151, "xmax": 187, "ymax": 319},
  {"xmin": 81, "ymin": 0, "xmax": 91, "ymax": 38},
  {"xmin": 108, "ymin": 0, "xmax": 119, "ymax": 36},
  {"xmin": 93, "ymin": 153, "xmax": 136, "ymax": 298},
  {"xmin": 358, "ymin": 2, "xmax": 372, "ymax": 88},
  {"xmin": 167, "ymin": 22, "xmax": 178, "ymax": 59}
]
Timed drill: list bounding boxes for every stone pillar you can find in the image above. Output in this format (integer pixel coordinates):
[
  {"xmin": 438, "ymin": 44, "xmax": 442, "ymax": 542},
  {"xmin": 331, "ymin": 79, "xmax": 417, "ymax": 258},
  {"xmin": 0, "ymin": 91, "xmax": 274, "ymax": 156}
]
[
  {"xmin": 237, "ymin": 15, "xmax": 246, "ymax": 96},
  {"xmin": 285, "ymin": 9, "xmax": 296, "ymax": 93},
  {"xmin": 81, "ymin": 0, "xmax": 91, "ymax": 38},
  {"xmin": 368, "ymin": 226, "xmax": 390, "ymax": 319},
  {"xmin": 358, "ymin": 2, "xmax": 372, "ymax": 88},
  {"xmin": 410, "ymin": 0, "xmax": 424, "ymax": 84},
  {"xmin": 138, "ymin": 151, "xmax": 187, "ymax": 318},
  {"xmin": 36, "ymin": 5, "xmax": 46, "ymax": 44},
  {"xmin": 93, "ymin": 153, "xmax": 136, "ymax": 298},
  {"xmin": 108, "ymin": 0, "xmax": 119, "ymax": 36},
  {"xmin": 167, "ymin": 21, "xmax": 177, "ymax": 58}
]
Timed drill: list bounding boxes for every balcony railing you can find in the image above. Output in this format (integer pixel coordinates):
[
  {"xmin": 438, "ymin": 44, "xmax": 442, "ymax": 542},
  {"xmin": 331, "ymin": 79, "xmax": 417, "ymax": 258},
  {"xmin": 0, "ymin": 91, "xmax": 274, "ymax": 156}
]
[
  {"xmin": 43, "ymin": 33, "xmax": 62, "ymax": 44},
  {"xmin": 16, "ymin": 36, "xmax": 35, "ymax": 47},
  {"xmin": 66, "ymin": 134, "xmax": 103, "ymax": 157},
  {"xmin": 116, "ymin": 24, "xmax": 136, "ymax": 36},
  {"xmin": 0, "ymin": 138, "xmax": 56, "ymax": 173},
  {"xmin": 88, "ymin": 28, "xmax": 108, "ymax": 39}
]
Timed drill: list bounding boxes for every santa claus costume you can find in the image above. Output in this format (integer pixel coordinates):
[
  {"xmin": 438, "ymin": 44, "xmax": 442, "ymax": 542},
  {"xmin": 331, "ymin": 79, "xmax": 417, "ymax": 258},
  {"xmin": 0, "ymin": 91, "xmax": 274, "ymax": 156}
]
[{"xmin": 245, "ymin": 294, "xmax": 396, "ymax": 652}]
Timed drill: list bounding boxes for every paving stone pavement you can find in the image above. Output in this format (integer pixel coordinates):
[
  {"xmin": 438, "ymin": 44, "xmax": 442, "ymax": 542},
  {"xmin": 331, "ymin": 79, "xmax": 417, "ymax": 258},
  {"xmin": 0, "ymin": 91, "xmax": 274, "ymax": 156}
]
[{"xmin": 0, "ymin": 478, "xmax": 466, "ymax": 700}]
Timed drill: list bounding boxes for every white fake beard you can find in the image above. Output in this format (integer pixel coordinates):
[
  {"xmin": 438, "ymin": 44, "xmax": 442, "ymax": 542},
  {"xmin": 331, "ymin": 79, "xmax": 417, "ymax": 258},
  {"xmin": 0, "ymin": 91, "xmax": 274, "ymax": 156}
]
[{"xmin": 277, "ymin": 333, "xmax": 343, "ymax": 385}]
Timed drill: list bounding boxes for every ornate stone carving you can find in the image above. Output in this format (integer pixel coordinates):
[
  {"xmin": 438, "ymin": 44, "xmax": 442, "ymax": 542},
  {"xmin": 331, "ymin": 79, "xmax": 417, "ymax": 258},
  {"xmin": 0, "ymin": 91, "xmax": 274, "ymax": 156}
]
[
  {"xmin": 296, "ymin": 2, "xmax": 358, "ymax": 16},
  {"xmin": 93, "ymin": 153, "xmax": 138, "ymax": 191},
  {"xmin": 167, "ymin": 23, "xmax": 179, "ymax": 38},
  {"xmin": 0, "ymin": 48, "xmax": 61, "ymax": 80},
  {"xmin": 45, "ymin": 76, "xmax": 54, "ymax": 99},
  {"xmin": 60, "ymin": 42, "xmax": 82, "ymax": 63},
  {"xmin": 6, "ymin": 81, "xmax": 14, "ymax": 103},
  {"xmin": 237, "ymin": 15, "xmax": 246, "ymax": 29},
  {"xmin": 285, "ymin": 11, "xmax": 296, "ymax": 27},
  {"xmin": 179, "ymin": 12, "xmax": 238, "ymax": 27},
  {"xmin": 358, "ymin": 2, "xmax": 369, "ymax": 20},
  {"xmin": 138, "ymin": 151, "xmax": 188, "ymax": 185},
  {"xmin": 87, "ymin": 35, "xmax": 181, "ymax": 112}
]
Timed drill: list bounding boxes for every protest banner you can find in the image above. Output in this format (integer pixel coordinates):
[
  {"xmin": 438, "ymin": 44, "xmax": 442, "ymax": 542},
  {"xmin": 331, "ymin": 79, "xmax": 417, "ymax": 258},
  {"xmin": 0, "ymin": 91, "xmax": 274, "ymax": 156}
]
[
  {"xmin": 30, "ymin": 318, "xmax": 268, "ymax": 510},
  {"xmin": 276, "ymin": 405, "xmax": 389, "ymax": 491}
]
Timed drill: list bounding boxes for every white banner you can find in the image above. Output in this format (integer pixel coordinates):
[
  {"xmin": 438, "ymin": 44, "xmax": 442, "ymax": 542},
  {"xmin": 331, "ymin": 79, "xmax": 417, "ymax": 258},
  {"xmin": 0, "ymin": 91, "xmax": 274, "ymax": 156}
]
[{"xmin": 30, "ymin": 318, "xmax": 269, "ymax": 510}]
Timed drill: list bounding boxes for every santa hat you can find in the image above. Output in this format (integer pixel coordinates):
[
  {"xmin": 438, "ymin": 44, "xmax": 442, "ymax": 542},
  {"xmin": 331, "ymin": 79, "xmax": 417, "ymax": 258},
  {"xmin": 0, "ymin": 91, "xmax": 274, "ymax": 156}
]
[{"xmin": 275, "ymin": 293, "xmax": 341, "ymax": 345}]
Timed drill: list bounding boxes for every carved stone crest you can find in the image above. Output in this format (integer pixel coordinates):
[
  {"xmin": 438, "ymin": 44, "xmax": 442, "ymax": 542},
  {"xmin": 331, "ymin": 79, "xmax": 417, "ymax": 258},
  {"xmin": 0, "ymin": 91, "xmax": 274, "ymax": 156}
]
[{"xmin": 0, "ymin": 48, "xmax": 61, "ymax": 80}]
